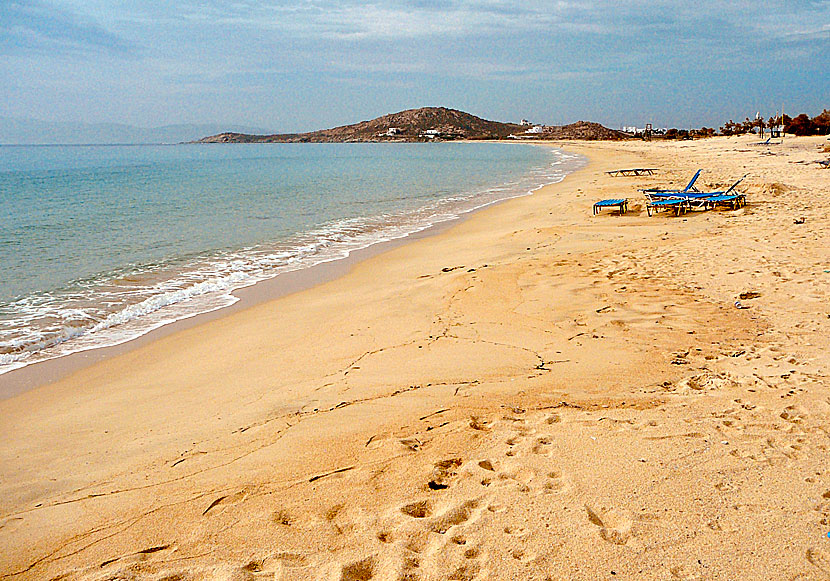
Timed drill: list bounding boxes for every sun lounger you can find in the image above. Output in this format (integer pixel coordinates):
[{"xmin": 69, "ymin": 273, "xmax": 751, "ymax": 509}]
[
  {"xmin": 593, "ymin": 198, "xmax": 628, "ymax": 215},
  {"xmin": 646, "ymin": 198, "xmax": 689, "ymax": 217},
  {"xmin": 642, "ymin": 169, "xmax": 702, "ymax": 196},
  {"xmin": 704, "ymin": 193, "xmax": 746, "ymax": 209},
  {"xmin": 647, "ymin": 173, "xmax": 746, "ymax": 200},
  {"xmin": 606, "ymin": 168, "xmax": 658, "ymax": 177},
  {"xmin": 819, "ymin": 160, "xmax": 830, "ymax": 169},
  {"xmin": 668, "ymin": 174, "xmax": 748, "ymax": 201},
  {"xmin": 645, "ymin": 174, "xmax": 748, "ymax": 216}
]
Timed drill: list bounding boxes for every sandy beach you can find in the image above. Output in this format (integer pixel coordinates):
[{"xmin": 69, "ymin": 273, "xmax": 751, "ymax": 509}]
[{"xmin": 2, "ymin": 135, "xmax": 830, "ymax": 580}]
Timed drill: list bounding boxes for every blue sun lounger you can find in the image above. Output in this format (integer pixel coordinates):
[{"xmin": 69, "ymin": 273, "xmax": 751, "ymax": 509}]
[
  {"xmin": 593, "ymin": 198, "xmax": 628, "ymax": 215},
  {"xmin": 642, "ymin": 169, "xmax": 702, "ymax": 197},
  {"xmin": 704, "ymin": 194, "xmax": 745, "ymax": 209},
  {"xmin": 645, "ymin": 174, "xmax": 748, "ymax": 216},
  {"xmin": 646, "ymin": 198, "xmax": 690, "ymax": 216},
  {"xmin": 659, "ymin": 174, "xmax": 747, "ymax": 200}
]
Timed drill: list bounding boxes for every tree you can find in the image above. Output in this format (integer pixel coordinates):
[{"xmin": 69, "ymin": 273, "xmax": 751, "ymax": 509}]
[
  {"xmin": 813, "ymin": 109, "xmax": 830, "ymax": 134},
  {"xmin": 719, "ymin": 120, "xmax": 746, "ymax": 136},
  {"xmin": 786, "ymin": 114, "xmax": 817, "ymax": 136}
]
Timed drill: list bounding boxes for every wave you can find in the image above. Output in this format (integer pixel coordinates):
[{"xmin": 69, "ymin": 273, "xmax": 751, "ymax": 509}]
[{"xmin": 0, "ymin": 147, "xmax": 585, "ymax": 375}]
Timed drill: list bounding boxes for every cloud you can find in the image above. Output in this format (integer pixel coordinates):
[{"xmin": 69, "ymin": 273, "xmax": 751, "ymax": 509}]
[
  {"xmin": 121, "ymin": 0, "xmax": 827, "ymax": 52},
  {"xmin": 2, "ymin": 0, "xmax": 826, "ymax": 127},
  {"xmin": 0, "ymin": 0, "xmax": 135, "ymax": 56}
]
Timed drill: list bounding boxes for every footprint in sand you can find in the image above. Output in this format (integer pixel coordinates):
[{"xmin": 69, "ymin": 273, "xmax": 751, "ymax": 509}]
[
  {"xmin": 403, "ymin": 530, "xmax": 431, "ymax": 555},
  {"xmin": 401, "ymin": 500, "xmax": 434, "ymax": 519},
  {"xmin": 585, "ymin": 505, "xmax": 633, "ymax": 545},
  {"xmin": 504, "ymin": 430, "xmax": 535, "ymax": 458},
  {"xmin": 503, "ymin": 524, "xmax": 529, "ymax": 537},
  {"xmin": 448, "ymin": 562, "xmax": 481, "ymax": 581},
  {"xmin": 428, "ymin": 499, "xmax": 482, "ymax": 534},
  {"xmin": 428, "ymin": 458, "xmax": 463, "ymax": 490},
  {"xmin": 398, "ymin": 554, "xmax": 422, "ymax": 581},
  {"xmin": 202, "ymin": 489, "xmax": 249, "ymax": 516},
  {"xmin": 272, "ymin": 508, "xmax": 294, "ymax": 526},
  {"xmin": 780, "ymin": 405, "xmax": 807, "ymax": 424},
  {"xmin": 502, "ymin": 466, "xmax": 535, "ymax": 486},
  {"xmin": 532, "ymin": 436, "xmax": 554, "ymax": 456},
  {"xmin": 511, "ymin": 547, "xmax": 538, "ymax": 564},
  {"xmin": 478, "ymin": 459, "xmax": 498, "ymax": 487},
  {"xmin": 670, "ymin": 564, "xmax": 703, "ymax": 580},
  {"xmin": 807, "ymin": 547, "xmax": 830, "ymax": 577},
  {"xmin": 545, "ymin": 413, "xmax": 562, "ymax": 424},
  {"xmin": 469, "ymin": 416, "xmax": 494, "ymax": 431},
  {"xmin": 487, "ymin": 502, "xmax": 507, "ymax": 513},
  {"xmin": 478, "ymin": 459, "xmax": 497, "ymax": 472},
  {"xmin": 340, "ymin": 555, "xmax": 377, "ymax": 581},
  {"xmin": 542, "ymin": 470, "xmax": 567, "ymax": 494},
  {"xmin": 813, "ymin": 492, "xmax": 830, "ymax": 526}
]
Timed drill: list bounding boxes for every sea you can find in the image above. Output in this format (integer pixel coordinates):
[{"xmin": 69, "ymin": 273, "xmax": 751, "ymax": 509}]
[{"xmin": 0, "ymin": 142, "xmax": 584, "ymax": 375}]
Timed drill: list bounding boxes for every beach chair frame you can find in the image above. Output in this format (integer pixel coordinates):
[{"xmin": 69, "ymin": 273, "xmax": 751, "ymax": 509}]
[
  {"xmin": 704, "ymin": 194, "xmax": 746, "ymax": 210},
  {"xmin": 593, "ymin": 199, "xmax": 629, "ymax": 215},
  {"xmin": 606, "ymin": 168, "xmax": 658, "ymax": 177},
  {"xmin": 645, "ymin": 197, "xmax": 690, "ymax": 217}
]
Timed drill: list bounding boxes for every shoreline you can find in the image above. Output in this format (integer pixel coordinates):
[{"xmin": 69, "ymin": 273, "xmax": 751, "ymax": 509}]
[
  {"xmin": 0, "ymin": 145, "xmax": 582, "ymax": 400},
  {"xmin": 2, "ymin": 135, "xmax": 829, "ymax": 579},
  {"xmin": 0, "ymin": 209, "xmax": 460, "ymax": 400}
]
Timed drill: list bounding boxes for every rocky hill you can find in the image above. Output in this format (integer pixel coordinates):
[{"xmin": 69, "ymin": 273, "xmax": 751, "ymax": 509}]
[
  {"xmin": 195, "ymin": 109, "xmax": 630, "ymax": 143},
  {"xmin": 196, "ymin": 108, "xmax": 523, "ymax": 143},
  {"xmin": 536, "ymin": 121, "xmax": 629, "ymax": 141}
]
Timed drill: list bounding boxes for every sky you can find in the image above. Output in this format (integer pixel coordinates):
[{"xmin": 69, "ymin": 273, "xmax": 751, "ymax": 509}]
[{"xmin": 1, "ymin": 0, "xmax": 828, "ymax": 132}]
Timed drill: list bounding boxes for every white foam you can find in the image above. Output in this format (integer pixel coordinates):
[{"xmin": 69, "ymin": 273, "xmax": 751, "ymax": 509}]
[{"xmin": 0, "ymin": 148, "xmax": 586, "ymax": 375}]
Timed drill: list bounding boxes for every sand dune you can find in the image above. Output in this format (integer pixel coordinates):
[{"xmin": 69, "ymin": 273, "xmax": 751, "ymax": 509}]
[{"xmin": 1, "ymin": 135, "xmax": 829, "ymax": 580}]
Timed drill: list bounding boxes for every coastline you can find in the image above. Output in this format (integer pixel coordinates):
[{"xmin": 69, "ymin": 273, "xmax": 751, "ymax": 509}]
[
  {"xmin": 0, "ymin": 144, "xmax": 582, "ymax": 400},
  {"xmin": 2, "ymin": 136, "xmax": 829, "ymax": 579}
]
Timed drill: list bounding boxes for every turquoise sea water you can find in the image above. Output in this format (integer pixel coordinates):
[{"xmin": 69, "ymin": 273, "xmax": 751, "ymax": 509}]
[{"xmin": 0, "ymin": 142, "xmax": 584, "ymax": 373}]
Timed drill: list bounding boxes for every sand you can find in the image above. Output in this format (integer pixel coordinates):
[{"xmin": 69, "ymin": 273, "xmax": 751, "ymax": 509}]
[{"xmin": 1, "ymin": 135, "xmax": 829, "ymax": 580}]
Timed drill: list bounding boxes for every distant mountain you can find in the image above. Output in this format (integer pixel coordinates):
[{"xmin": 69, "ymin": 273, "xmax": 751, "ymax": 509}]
[
  {"xmin": 196, "ymin": 107, "xmax": 524, "ymax": 143},
  {"xmin": 0, "ymin": 118, "xmax": 271, "ymax": 145}
]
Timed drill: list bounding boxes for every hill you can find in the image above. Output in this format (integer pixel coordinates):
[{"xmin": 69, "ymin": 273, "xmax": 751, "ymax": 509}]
[
  {"xmin": 195, "ymin": 109, "xmax": 632, "ymax": 143},
  {"xmin": 195, "ymin": 107, "xmax": 523, "ymax": 143},
  {"xmin": 535, "ymin": 121, "xmax": 629, "ymax": 141}
]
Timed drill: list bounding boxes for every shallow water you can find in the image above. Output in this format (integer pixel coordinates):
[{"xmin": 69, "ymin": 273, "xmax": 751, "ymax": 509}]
[{"xmin": 0, "ymin": 142, "xmax": 584, "ymax": 373}]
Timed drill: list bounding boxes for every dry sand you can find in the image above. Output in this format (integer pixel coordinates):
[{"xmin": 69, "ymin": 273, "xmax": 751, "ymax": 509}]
[{"xmin": 1, "ymin": 135, "xmax": 829, "ymax": 580}]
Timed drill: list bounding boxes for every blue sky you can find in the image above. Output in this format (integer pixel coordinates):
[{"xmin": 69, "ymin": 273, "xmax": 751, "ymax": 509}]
[{"xmin": 1, "ymin": 0, "xmax": 828, "ymax": 132}]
